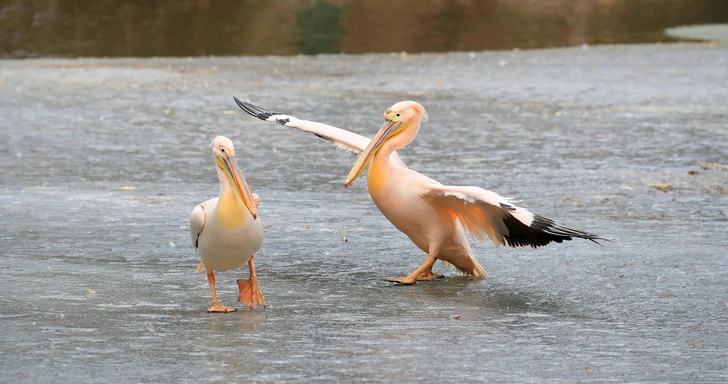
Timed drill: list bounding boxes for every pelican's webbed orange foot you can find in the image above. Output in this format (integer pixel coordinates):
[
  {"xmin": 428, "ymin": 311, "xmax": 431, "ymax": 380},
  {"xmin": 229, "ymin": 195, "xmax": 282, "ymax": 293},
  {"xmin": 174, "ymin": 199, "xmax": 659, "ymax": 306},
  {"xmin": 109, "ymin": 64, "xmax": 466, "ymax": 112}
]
[
  {"xmin": 205, "ymin": 271, "xmax": 236, "ymax": 313},
  {"xmin": 237, "ymin": 278, "xmax": 266, "ymax": 309},
  {"xmin": 384, "ymin": 256, "xmax": 439, "ymax": 285},
  {"xmin": 383, "ymin": 276, "xmax": 418, "ymax": 285},
  {"xmin": 207, "ymin": 302, "xmax": 237, "ymax": 313}
]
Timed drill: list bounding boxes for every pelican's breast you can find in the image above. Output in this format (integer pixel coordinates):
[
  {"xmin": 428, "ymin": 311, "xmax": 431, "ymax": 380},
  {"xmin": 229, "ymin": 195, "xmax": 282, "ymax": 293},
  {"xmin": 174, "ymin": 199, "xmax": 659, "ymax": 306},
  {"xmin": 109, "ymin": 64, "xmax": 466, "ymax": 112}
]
[{"xmin": 197, "ymin": 191, "xmax": 262, "ymax": 272}]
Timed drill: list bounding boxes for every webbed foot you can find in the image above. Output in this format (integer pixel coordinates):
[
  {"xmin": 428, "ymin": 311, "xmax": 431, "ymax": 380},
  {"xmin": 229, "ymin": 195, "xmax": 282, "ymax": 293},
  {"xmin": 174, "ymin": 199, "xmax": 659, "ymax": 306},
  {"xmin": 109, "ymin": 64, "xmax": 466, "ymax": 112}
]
[
  {"xmin": 383, "ymin": 276, "xmax": 417, "ymax": 285},
  {"xmin": 237, "ymin": 278, "xmax": 267, "ymax": 309},
  {"xmin": 207, "ymin": 302, "xmax": 237, "ymax": 313}
]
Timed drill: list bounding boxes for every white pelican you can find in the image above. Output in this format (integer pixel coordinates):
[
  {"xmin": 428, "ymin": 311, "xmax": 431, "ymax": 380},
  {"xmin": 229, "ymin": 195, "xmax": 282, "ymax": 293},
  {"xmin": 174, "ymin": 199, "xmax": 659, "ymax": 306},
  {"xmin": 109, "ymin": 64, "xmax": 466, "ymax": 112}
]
[
  {"xmin": 235, "ymin": 98, "xmax": 605, "ymax": 284},
  {"xmin": 190, "ymin": 136, "xmax": 265, "ymax": 311}
]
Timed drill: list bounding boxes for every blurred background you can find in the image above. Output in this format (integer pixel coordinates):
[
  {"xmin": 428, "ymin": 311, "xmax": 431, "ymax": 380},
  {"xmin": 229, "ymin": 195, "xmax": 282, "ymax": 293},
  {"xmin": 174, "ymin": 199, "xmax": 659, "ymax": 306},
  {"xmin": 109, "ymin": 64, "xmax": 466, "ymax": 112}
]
[{"xmin": 1, "ymin": 0, "xmax": 728, "ymax": 58}]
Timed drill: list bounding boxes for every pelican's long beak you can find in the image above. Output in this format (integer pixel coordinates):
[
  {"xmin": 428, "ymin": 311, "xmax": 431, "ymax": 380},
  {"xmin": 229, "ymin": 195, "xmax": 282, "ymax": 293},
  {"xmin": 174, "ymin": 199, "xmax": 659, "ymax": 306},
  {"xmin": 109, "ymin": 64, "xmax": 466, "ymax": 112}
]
[
  {"xmin": 217, "ymin": 155, "xmax": 258, "ymax": 219},
  {"xmin": 345, "ymin": 120, "xmax": 402, "ymax": 187}
]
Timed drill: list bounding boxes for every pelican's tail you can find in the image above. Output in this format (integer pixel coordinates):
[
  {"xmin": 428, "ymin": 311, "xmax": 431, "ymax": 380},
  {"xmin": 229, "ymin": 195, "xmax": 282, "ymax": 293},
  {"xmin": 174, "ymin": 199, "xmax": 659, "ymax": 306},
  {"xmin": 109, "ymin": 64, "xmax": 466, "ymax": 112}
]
[{"xmin": 196, "ymin": 262, "xmax": 206, "ymax": 273}]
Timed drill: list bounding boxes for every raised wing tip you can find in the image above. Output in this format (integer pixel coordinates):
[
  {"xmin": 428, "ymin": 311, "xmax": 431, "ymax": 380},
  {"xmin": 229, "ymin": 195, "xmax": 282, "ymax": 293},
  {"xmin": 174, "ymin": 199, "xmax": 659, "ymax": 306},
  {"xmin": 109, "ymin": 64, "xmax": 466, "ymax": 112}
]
[
  {"xmin": 233, "ymin": 96, "xmax": 284, "ymax": 122},
  {"xmin": 504, "ymin": 213, "xmax": 612, "ymax": 248}
]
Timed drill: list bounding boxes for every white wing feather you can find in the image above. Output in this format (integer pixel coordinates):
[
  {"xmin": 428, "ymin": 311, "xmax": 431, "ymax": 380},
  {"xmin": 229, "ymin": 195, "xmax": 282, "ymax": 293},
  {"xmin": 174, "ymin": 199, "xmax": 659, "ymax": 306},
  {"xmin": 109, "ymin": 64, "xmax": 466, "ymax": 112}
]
[
  {"xmin": 423, "ymin": 184, "xmax": 535, "ymax": 246},
  {"xmin": 234, "ymin": 98, "xmax": 406, "ymax": 167},
  {"xmin": 190, "ymin": 203, "xmax": 207, "ymax": 251},
  {"xmin": 423, "ymin": 184, "xmax": 605, "ymax": 248}
]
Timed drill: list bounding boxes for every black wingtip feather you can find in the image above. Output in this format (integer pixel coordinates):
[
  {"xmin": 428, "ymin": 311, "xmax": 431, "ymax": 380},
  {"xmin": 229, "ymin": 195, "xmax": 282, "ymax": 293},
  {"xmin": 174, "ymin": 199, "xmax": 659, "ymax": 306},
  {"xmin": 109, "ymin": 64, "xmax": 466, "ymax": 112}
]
[
  {"xmin": 233, "ymin": 97, "xmax": 283, "ymax": 122},
  {"xmin": 502, "ymin": 214, "xmax": 607, "ymax": 248}
]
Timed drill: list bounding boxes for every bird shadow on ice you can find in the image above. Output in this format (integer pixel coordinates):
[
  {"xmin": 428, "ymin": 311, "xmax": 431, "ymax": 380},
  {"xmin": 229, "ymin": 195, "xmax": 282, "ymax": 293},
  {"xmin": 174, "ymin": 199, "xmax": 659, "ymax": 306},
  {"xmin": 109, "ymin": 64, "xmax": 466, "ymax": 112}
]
[
  {"xmin": 385, "ymin": 275, "xmax": 564, "ymax": 315},
  {"xmin": 204, "ymin": 308, "xmax": 268, "ymax": 333}
]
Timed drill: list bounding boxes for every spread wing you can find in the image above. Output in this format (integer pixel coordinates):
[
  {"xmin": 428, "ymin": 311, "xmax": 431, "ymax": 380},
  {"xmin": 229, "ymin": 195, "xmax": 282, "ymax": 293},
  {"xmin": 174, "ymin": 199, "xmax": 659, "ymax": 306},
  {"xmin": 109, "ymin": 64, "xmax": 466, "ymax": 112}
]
[
  {"xmin": 234, "ymin": 97, "xmax": 406, "ymax": 167},
  {"xmin": 422, "ymin": 184, "xmax": 606, "ymax": 248}
]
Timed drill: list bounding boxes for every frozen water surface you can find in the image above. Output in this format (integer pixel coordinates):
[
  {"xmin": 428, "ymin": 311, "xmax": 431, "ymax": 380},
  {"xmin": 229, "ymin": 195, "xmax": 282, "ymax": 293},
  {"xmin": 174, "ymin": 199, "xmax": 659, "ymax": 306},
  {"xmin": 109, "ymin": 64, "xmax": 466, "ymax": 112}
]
[{"xmin": 1, "ymin": 44, "xmax": 728, "ymax": 382}]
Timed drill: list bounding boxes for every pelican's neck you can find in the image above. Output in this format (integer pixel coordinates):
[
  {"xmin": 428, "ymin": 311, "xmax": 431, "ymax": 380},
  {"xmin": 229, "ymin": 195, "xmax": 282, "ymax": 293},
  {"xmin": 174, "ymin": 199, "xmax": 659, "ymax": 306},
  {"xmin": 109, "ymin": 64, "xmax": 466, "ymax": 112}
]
[
  {"xmin": 215, "ymin": 166, "xmax": 248, "ymax": 228},
  {"xmin": 367, "ymin": 120, "xmax": 420, "ymax": 194},
  {"xmin": 374, "ymin": 120, "xmax": 420, "ymax": 161}
]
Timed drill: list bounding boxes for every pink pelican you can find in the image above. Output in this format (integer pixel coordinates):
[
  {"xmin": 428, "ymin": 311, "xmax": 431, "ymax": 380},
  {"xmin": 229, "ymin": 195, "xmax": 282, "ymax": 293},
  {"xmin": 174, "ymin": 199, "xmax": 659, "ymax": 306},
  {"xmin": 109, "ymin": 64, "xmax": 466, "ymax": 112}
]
[
  {"xmin": 190, "ymin": 136, "xmax": 265, "ymax": 311},
  {"xmin": 235, "ymin": 98, "xmax": 605, "ymax": 284}
]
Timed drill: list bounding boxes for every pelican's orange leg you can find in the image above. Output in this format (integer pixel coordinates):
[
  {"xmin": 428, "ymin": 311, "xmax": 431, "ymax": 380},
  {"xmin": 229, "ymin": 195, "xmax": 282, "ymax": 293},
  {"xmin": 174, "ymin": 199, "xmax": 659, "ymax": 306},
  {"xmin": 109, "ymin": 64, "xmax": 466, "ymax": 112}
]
[
  {"xmin": 384, "ymin": 255, "xmax": 439, "ymax": 285},
  {"xmin": 207, "ymin": 271, "xmax": 236, "ymax": 313},
  {"xmin": 237, "ymin": 255, "xmax": 266, "ymax": 309},
  {"xmin": 416, "ymin": 266, "xmax": 445, "ymax": 282}
]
